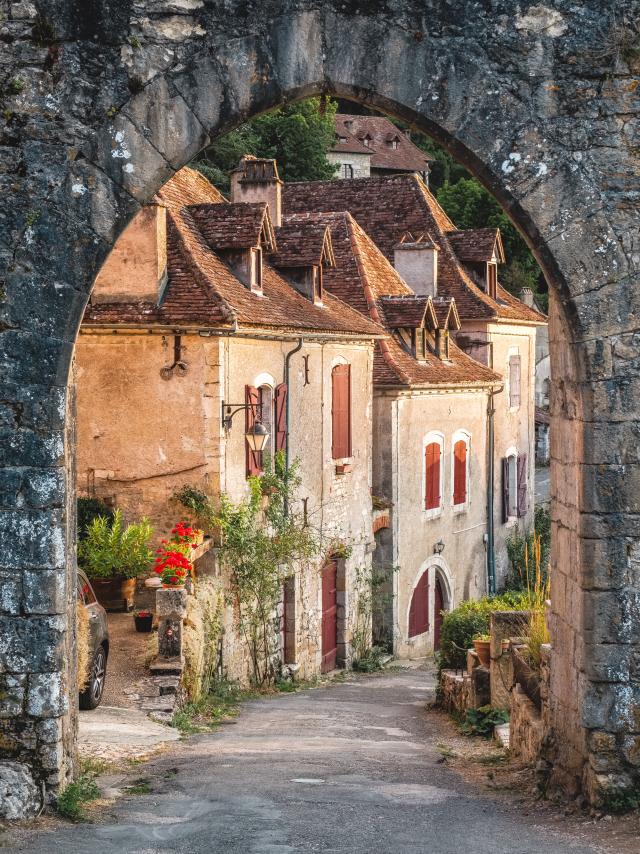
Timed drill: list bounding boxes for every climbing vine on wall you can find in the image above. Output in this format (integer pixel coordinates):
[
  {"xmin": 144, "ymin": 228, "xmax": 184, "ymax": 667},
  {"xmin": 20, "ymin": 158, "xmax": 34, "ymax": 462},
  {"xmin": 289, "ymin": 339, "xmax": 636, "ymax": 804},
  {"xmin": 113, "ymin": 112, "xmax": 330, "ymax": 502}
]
[{"xmin": 214, "ymin": 452, "xmax": 317, "ymax": 687}]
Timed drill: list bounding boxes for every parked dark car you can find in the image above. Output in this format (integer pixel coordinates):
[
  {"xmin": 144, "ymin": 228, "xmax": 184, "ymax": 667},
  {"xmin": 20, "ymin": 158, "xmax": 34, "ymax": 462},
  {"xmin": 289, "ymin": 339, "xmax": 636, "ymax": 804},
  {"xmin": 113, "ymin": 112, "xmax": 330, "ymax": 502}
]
[{"xmin": 77, "ymin": 570, "xmax": 109, "ymax": 710}]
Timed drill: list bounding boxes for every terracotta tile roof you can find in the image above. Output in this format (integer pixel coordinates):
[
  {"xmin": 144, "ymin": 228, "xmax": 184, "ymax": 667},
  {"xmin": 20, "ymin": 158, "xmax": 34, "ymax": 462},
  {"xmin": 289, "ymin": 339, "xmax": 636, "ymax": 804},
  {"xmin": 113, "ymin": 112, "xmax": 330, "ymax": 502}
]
[
  {"xmin": 447, "ymin": 228, "xmax": 505, "ymax": 263},
  {"xmin": 331, "ymin": 135, "xmax": 372, "ymax": 155},
  {"xmin": 432, "ymin": 298, "xmax": 461, "ymax": 330},
  {"xmin": 283, "ymin": 174, "xmax": 546, "ymax": 325},
  {"xmin": 332, "ymin": 115, "xmax": 432, "ymax": 173},
  {"xmin": 380, "ymin": 296, "xmax": 432, "ymax": 329},
  {"xmin": 187, "ymin": 202, "xmax": 276, "ymax": 251},
  {"xmin": 294, "ymin": 210, "xmax": 500, "ymax": 388},
  {"xmin": 274, "ymin": 215, "xmax": 335, "ymax": 268},
  {"xmin": 85, "ymin": 167, "xmax": 382, "ymax": 339},
  {"xmin": 155, "ymin": 167, "xmax": 226, "ymax": 207}
]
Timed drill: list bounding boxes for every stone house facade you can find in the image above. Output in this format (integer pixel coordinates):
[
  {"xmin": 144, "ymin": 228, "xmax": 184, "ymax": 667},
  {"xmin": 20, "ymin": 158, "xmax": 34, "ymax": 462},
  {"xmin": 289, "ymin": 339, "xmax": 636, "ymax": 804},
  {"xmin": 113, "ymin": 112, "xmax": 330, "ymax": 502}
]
[
  {"xmin": 285, "ymin": 173, "xmax": 546, "ymax": 647},
  {"xmin": 74, "ymin": 165, "xmax": 382, "ymax": 684},
  {"xmin": 328, "ymin": 114, "xmax": 432, "ymax": 183}
]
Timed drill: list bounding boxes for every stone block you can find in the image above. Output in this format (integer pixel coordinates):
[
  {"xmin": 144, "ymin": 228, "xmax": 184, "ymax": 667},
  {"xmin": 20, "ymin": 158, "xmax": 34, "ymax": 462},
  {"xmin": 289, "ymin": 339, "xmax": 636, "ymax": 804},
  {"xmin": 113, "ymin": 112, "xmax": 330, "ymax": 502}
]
[
  {"xmin": 0, "ymin": 674, "xmax": 25, "ymax": 718},
  {"xmin": 22, "ymin": 570, "xmax": 66, "ymax": 615},
  {"xmin": 0, "ymin": 616, "xmax": 65, "ymax": 672},
  {"xmin": 0, "ymin": 573, "xmax": 22, "ymax": 615},
  {"xmin": 0, "ymin": 762, "xmax": 41, "ymax": 821},
  {"xmin": 26, "ymin": 672, "xmax": 67, "ymax": 718},
  {"xmin": 156, "ymin": 587, "xmax": 188, "ymax": 618}
]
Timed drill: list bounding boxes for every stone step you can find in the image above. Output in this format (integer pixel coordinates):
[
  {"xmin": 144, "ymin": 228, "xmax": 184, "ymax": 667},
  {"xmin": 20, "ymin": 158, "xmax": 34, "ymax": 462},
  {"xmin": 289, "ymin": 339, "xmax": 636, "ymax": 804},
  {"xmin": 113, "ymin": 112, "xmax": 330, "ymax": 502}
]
[{"xmin": 149, "ymin": 656, "xmax": 184, "ymax": 676}]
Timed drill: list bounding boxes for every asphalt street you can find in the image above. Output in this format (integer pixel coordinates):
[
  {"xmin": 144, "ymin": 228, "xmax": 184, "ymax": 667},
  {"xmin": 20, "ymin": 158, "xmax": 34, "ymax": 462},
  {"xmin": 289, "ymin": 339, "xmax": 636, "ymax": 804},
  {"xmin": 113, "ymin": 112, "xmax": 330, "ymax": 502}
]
[{"xmin": 10, "ymin": 665, "xmax": 605, "ymax": 854}]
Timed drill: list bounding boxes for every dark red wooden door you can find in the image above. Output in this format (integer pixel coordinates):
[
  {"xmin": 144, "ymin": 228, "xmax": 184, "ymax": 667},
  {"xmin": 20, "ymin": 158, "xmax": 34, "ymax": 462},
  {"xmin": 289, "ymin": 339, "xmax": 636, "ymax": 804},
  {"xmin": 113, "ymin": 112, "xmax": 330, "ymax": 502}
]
[
  {"xmin": 434, "ymin": 578, "xmax": 445, "ymax": 651},
  {"xmin": 321, "ymin": 561, "xmax": 338, "ymax": 673}
]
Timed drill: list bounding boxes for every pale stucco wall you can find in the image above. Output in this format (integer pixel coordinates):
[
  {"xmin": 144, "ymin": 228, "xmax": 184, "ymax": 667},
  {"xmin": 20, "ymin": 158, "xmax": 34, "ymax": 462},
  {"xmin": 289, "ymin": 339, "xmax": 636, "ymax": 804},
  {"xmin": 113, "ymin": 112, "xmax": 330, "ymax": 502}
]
[
  {"xmin": 458, "ymin": 321, "xmax": 538, "ymax": 585},
  {"xmin": 75, "ymin": 329, "xmax": 375, "ymax": 680},
  {"xmin": 373, "ymin": 387, "xmax": 490, "ymax": 658}
]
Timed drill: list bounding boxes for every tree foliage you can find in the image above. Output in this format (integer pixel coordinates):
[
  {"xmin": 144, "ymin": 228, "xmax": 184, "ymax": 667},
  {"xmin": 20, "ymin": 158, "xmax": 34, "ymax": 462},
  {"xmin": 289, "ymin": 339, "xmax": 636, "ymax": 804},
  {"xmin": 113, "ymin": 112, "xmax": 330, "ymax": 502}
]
[{"xmin": 195, "ymin": 98, "xmax": 337, "ymax": 193}]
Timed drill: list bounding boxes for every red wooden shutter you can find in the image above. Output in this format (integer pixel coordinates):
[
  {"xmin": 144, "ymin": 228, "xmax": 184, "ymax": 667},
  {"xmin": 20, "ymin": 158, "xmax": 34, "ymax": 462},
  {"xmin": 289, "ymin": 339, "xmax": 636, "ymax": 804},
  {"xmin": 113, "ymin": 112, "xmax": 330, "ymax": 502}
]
[
  {"xmin": 245, "ymin": 385, "xmax": 261, "ymax": 477},
  {"xmin": 331, "ymin": 364, "xmax": 351, "ymax": 459},
  {"xmin": 409, "ymin": 571, "xmax": 429, "ymax": 637},
  {"xmin": 425, "ymin": 442, "xmax": 441, "ymax": 510},
  {"xmin": 509, "ymin": 355, "xmax": 521, "ymax": 407},
  {"xmin": 274, "ymin": 383, "xmax": 287, "ymax": 454},
  {"xmin": 517, "ymin": 453, "xmax": 528, "ymax": 517},
  {"xmin": 502, "ymin": 457, "xmax": 510, "ymax": 522},
  {"xmin": 453, "ymin": 439, "xmax": 467, "ymax": 505}
]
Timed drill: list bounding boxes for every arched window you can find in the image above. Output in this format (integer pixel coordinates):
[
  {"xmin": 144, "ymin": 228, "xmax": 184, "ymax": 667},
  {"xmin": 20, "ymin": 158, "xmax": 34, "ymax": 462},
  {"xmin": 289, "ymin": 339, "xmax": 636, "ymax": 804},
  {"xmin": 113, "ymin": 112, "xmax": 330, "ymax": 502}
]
[
  {"xmin": 409, "ymin": 570, "xmax": 429, "ymax": 638},
  {"xmin": 452, "ymin": 431, "xmax": 470, "ymax": 509},
  {"xmin": 423, "ymin": 433, "xmax": 444, "ymax": 515}
]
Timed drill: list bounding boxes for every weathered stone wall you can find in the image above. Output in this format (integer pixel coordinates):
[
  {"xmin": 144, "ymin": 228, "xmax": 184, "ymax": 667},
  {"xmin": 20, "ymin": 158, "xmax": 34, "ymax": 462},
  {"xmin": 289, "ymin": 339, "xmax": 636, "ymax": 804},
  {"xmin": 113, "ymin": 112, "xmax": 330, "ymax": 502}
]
[{"xmin": 2, "ymin": 0, "xmax": 640, "ymax": 802}]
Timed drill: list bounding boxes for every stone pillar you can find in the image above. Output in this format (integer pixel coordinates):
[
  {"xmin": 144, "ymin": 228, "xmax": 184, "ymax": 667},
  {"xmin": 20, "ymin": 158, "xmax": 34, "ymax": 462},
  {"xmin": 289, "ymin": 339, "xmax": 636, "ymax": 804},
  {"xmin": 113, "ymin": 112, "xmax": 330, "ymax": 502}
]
[{"xmin": 155, "ymin": 588, "xmax": 188, "ymax": 664}]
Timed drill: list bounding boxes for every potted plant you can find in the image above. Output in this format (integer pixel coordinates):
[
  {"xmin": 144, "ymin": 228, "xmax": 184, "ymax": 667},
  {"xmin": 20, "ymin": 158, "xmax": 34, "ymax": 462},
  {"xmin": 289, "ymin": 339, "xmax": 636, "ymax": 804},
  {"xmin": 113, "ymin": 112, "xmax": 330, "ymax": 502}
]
[
  {"xmin": 133, "ymin": 609, "xmax": 153, "ymax": 632},
  {"xmin": 78, "ymin": 510, "xmax": 154, "ymax": 611},
  {"xmin": 472, "ymin": 633, "xmax": 491, "ymax": 668}
]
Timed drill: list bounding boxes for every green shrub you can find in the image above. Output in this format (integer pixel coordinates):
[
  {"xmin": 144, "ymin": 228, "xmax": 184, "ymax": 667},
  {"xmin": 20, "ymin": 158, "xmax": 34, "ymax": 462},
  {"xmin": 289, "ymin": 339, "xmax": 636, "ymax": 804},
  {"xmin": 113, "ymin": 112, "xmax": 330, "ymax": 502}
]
[
  {"xmin": 505, "ymin": 505, "xmax": 551, "ymax": 591},
  {"xmin": 77, "ymin": 497, "xmax": 114, "ymax": 541},
  {"xmin": 78, "ymin": 509, "xmax": 153, "ymax": 580},
  {"xmin": 439, "ymin": 592, "xmax": 530, "ymax": 670},
  {"xmin": 56, "ymin": 774, "xmax": 100, "ymax": 821},
  {"xmin": 599, "ymin": 786, "xmax": 640, "ymax": 815},
  {"xmin": 460, "ymin": 705, "xmax": 509, "ymax": 738},
  {"xmin": 353, "ymin": 645, "xmax": 387, "ymax": 673}
]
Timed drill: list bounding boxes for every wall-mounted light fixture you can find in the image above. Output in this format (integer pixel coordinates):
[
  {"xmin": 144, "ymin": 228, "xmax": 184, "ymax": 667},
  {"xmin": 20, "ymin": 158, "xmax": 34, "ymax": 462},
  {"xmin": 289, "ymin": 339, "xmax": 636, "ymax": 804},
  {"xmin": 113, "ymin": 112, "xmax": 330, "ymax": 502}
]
[
  {"xmin": 434, "ymin": 539, "xmax": 445, "ymax": 555},
  {"xmin": 221, "ymin": 401, "xmax": 270, "ymax": 453}
]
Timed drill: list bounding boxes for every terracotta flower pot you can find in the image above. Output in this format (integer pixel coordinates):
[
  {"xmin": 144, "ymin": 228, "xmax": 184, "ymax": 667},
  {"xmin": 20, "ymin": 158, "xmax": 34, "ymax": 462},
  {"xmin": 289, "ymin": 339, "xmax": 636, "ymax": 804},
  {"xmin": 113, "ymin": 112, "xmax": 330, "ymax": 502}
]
[
  {"xmin": 161, "ymin": 581, "xmax": 186, "ymax": 589},
  {"xmin": 473, "ymin": 638, "xmax": 491, "ymax": 668}
]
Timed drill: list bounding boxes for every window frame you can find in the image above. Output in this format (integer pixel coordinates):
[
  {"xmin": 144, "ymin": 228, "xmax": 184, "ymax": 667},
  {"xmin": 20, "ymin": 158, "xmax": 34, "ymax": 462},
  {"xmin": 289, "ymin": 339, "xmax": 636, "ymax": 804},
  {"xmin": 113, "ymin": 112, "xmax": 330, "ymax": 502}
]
[
  {"xmin": 451, "ymin": 430, "xmax": 471, "ymax": 512},
  {"xmin": 508, "ymin": 348, "xmax": 521, "ymax": 410},
  {"xmin": 341, "ymin": 163, "xmax": 354, "ymax": 179},
  {"xmin": 504, "ymin": 447, "xmax": 518, "ymax": 523},
  {"xmin": 422, "ymin": 432, "xmax": 444, "ymax": 519}
]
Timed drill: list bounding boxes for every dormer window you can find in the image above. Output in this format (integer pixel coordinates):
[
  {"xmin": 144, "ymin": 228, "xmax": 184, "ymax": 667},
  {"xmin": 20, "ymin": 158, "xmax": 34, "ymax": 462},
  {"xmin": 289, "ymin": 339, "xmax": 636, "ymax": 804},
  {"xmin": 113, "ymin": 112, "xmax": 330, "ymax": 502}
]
[
  {"xmin": 487, "ymin": 262, "xmax": 497, "ymax": 299},
  {"xmin": 251, "ymin": 246, "xmax": 263, "ymax": 294},
  {"xmin": 361, "ymin": 134, "xmax": 372, "ymax": 147}
]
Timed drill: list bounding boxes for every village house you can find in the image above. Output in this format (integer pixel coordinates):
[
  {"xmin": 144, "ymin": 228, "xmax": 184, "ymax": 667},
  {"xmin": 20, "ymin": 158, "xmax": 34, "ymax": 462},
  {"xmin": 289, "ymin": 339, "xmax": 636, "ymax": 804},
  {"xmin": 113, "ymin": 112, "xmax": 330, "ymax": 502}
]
[
  {"xmin": 327, "ymin": 114, "xmax": 432, "ymax": 182},
  {"xmin": 276, "ymin": 202, "xmax": 503, "ymax": 656},
  {"xmin": 285, "ymin": 174, "xmax": 546, "ymax": 606},
  {"xmin": 74, "ymin": 164, "xmax": 384, "ymax": 684}
]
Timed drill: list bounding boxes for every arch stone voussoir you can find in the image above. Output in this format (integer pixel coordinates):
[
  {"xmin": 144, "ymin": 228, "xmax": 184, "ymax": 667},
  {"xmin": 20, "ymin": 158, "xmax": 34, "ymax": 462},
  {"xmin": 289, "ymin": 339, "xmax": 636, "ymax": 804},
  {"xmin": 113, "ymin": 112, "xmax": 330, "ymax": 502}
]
[{"xmin": 1, "ymin": 0, "xmax": 639, "ymax": 806}]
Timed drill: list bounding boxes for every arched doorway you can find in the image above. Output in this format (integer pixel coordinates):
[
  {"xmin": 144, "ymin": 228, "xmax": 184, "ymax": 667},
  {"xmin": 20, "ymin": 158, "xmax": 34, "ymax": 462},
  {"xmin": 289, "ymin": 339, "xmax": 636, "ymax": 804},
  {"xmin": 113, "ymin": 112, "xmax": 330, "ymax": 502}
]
[{"xmin": 1, "ymin": 2, "xmax": 634, "ymax": 803}]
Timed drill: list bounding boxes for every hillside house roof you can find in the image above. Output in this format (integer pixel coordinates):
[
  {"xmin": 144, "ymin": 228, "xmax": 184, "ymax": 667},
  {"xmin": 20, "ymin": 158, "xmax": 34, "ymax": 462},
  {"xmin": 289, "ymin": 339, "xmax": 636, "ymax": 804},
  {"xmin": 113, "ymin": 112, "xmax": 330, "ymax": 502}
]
[
  {"xmin": 83, "ymin": 168, "xmax": 383, "ymax": 339},
  {"xmin": 332, "ymin": 114, "xmax": 432, "ymax": 173},
  {"xmin": 283, "ymin": 174, "xmax": 546, "ymax": 325}
]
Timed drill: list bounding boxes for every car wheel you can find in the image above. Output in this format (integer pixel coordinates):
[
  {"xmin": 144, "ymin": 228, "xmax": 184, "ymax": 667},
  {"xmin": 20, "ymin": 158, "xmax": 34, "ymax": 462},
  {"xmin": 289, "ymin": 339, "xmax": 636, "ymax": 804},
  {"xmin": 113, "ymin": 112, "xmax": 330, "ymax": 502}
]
[{"xmin": 79, "ymin": 645, "xmax": 107, "ymax": 710}]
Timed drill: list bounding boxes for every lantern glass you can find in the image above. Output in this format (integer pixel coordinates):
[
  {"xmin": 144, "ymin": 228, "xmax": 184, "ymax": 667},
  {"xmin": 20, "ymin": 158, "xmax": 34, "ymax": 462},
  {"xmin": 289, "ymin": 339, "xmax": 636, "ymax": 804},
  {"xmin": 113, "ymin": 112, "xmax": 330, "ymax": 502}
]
[{"xmin": 245, "ymin": 421, "xmax": 269, "ymax": 453}]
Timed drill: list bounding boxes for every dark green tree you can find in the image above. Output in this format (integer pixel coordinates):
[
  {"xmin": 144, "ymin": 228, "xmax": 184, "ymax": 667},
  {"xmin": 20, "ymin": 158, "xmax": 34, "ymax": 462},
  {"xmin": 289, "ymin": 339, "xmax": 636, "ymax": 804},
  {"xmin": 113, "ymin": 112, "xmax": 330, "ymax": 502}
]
[{"xmin": 195, "ymin": 98, "xmax": 337, "ymax": 193}]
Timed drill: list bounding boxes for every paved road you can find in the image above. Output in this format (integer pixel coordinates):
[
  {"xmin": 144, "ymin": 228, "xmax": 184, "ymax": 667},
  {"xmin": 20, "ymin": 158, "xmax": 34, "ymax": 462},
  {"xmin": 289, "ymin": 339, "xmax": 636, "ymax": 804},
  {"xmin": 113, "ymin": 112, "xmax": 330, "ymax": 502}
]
[{"xmin": 13, "ymin": 667, "xmax": 602, "ymax": 854}]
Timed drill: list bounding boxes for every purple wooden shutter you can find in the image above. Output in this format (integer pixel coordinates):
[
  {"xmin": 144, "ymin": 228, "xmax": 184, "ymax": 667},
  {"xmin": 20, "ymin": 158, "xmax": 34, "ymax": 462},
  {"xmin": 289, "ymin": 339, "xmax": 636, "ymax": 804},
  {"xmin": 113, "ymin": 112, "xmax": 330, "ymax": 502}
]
[
  {"xmin": 274, "ymin": 383, "xmax": 287, "ymax": 454},
  {"xmin": 517, "ymin": 453, "xmax": 528, "ymax": 517},
  {"xmin": 502, "ymin": 457, "xmax": 510, "ymax": 522}
]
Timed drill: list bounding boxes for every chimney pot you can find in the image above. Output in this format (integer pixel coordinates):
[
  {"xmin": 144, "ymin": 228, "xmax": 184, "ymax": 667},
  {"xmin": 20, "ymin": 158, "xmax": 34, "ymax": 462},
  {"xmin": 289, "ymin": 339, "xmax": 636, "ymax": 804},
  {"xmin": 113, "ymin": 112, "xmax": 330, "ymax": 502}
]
[{"xmin": 230, "ymin": 155, "xmax": 283, "ymax": 227}]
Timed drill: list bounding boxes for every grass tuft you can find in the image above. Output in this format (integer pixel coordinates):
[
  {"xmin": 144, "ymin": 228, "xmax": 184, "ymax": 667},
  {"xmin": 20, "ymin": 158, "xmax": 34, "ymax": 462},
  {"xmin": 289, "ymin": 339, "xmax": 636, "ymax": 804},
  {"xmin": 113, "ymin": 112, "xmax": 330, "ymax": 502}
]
[{"xmin": 56, "ymin": 774, "xmax": 100, "ymax": 822}]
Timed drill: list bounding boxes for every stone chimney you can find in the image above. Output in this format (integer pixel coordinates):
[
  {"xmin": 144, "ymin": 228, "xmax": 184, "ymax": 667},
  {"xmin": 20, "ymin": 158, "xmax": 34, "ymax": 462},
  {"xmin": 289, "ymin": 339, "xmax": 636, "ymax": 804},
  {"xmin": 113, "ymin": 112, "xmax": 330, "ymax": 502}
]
[
  {"xmin": 393, "ymin": 232, "xmax": 439, "ymax": 297},
  {"xmin": 519, "ymin": 287, "xmax": 534, "ymax": 307},
  {"xmin": 92, "ymin": 205, "xmax": 167, "ymax": 304},
  {"xmin": 230, "ymin": 155, "xmax": 283, "ymax": 227}
]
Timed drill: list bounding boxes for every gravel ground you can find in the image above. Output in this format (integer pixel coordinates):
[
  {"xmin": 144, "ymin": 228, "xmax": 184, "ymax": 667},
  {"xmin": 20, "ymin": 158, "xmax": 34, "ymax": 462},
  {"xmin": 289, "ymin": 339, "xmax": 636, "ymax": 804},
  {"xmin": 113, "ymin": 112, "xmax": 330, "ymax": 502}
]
[
  {"xmin": 101, "ymin": 612, "xmax": 153, "ymax": 709},
  {"xmin": 8, "ymin": 664, "xmax": 632, "ymax": 854}
]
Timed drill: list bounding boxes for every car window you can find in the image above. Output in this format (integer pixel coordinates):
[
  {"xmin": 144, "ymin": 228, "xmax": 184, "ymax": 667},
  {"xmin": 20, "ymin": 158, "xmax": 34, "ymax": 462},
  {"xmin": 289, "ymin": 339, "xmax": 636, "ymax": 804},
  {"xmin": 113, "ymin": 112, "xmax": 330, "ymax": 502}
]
[{"xmin": 77, "ymin": 574, "xmax": 97, "ymax": 605}]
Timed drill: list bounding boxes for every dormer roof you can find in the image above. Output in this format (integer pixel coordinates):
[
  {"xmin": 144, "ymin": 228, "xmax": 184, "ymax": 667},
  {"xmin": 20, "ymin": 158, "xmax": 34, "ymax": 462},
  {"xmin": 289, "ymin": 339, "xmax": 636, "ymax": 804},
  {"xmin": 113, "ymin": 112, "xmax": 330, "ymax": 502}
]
[
  {"xmin": 187, "ymin": 202, "xmax": 277, "ymax": 252},
  {"xmin": 379, "ymin": 295, "xmax": 438, "ymax": 330},
  {"xmin": 447, "ymin": 227, "xmax": 505, "ymax": 264},
  {"xmin": 273, "ymin": 214, "xmax": 336, "ymax": 268},
  {"xmin": 432, "ymin": 297, "xmax": 461, "ymax": 331}
]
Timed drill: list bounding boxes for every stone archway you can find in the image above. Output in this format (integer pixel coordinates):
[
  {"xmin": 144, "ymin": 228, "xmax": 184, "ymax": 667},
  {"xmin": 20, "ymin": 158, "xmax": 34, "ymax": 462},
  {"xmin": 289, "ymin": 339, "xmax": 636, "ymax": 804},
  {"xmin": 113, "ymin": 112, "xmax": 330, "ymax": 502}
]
[{"xmin": 1, "ymin": 1, "xmax": 638, "ymax": 803}]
